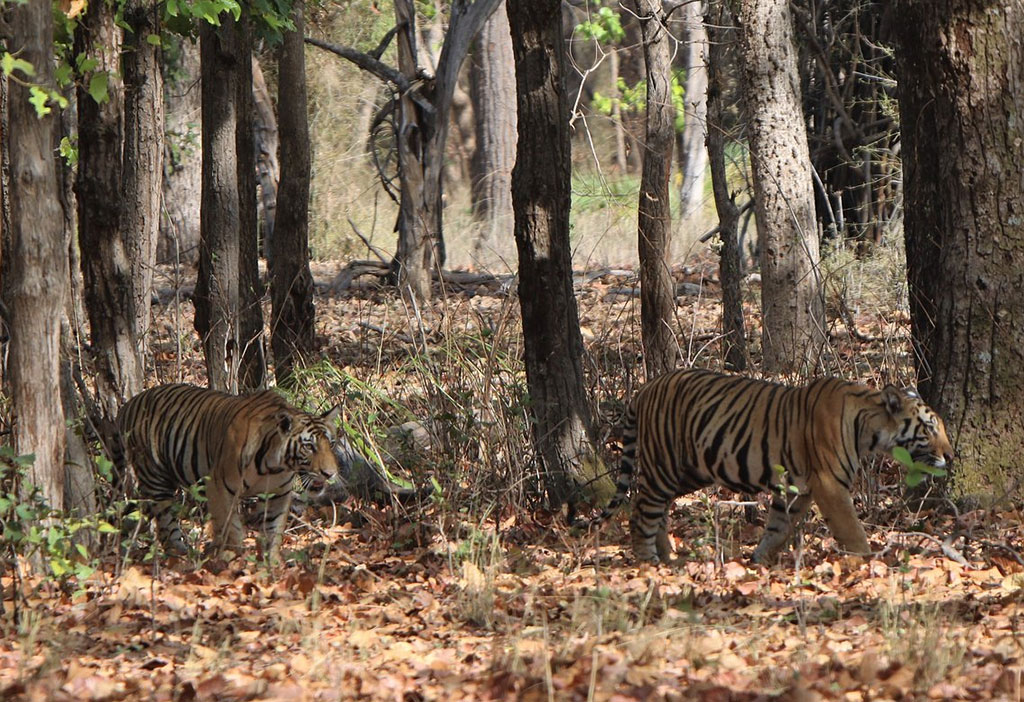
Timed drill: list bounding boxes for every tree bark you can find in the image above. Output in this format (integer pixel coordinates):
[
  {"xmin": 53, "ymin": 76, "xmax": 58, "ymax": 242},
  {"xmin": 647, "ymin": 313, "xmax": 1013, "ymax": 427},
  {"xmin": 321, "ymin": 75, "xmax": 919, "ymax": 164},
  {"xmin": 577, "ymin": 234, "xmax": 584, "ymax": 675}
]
[
  {"xmin": 271, "ymin": 3, "xmax": 316, "ymax": 386},
  {"xmin": 738, "ymin": 0, "xmax": 824, "ymax": 375},
  {"xmin": 706, "ymin": 2, "xmax": 747, "ymax": 372},
  {"xmin": 676, "ymin": 0, "xmax": 709, "ymax": 221},
  {"xmin": 469, "ymin": 0, "xmax": 516, "ymax": 260},
  {"xmin": 236, "ymin": 22, "xmax": 265, "ymax": 392},
  {"xmin": 121, "ymin": 0, "xmax": 163, "ymax": 358},
  {"xmin": 634, "ymin": 0, "xmax": 677, "ymax": 379},
  {"xmin": 75, "ymin": 1, "xmax": 144, "ymax": 418},
  {"xmin": 159, "ymin": 38, "xmax": 201, "ymax": 264},
  {"xmin": 196, "ymin": 18, "xmax": 244, "ymax": 391},
  {"xmin": 1, "ymin": 1, "xmax": 68, "ymax": 510},
  {"xmin": 893, "ymin": 0, "xmax": 1024, "ymax": 494},
  {"xmin": 252, "ymin": 58, "xmax": 279, "ymax": 258},
  {"xmin": 508, "ymin": 0, "xmax": 597, "ymax": 509}
]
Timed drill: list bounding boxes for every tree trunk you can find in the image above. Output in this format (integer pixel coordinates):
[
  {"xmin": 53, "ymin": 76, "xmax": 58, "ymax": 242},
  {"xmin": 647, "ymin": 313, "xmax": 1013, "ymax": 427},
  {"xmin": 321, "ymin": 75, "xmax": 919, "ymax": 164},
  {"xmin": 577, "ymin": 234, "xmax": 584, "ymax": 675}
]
[
  {"xmin": 253, "ymin": 58, "xmax": 279, "ymax": 258},
  {"xmin": 893, "ymin": 0, "xmax": 1024, "ymax": 495},
  {"xmin": 75, "ymin": 1, "xmax": 144, "ymax": 418},
  {"xmin": 1, "ymin": 1, "xmax": 68, "ymax": 510},
  {"xmin": 159, "ymin": 38, "xmax": 201, "ymax": 265},
  {"xmin": 271, "ymin": 3, "xmax": 316, "ymax": 386},
  {"xmin": 738, "ymin": 0, "xmax": 824, "ymax": 375},
  {"xmin": 676, "ymin": 0, "xmax": 709, "ymax": 221},
  {"xmin": 633, "ymin": 0, "xmax": 677, "ymax": 379},
  {"xmin": 469, "ymin": 0, "xmax": 516, "ymax": 261},
  {"xmin": 236, "ymin": 24, "xmax": 265, "ymax": 392},
  {"xmin": 508, "ymin": 0, "xmax": 598, "ymax": 509},
  {"xmin": 121, "ymin": 0, "xmax": 163, "ymax": 358},
  {"xmin": 393, "ymin": 0, "xmax": 441, "ymax": 303},
  {"xmin": 196, "ymin": 18, "xmax": 244, "ymax": 392},
  {"xmin": 706, "ymin": 2, "xmax": 747, "ymax": 372}
]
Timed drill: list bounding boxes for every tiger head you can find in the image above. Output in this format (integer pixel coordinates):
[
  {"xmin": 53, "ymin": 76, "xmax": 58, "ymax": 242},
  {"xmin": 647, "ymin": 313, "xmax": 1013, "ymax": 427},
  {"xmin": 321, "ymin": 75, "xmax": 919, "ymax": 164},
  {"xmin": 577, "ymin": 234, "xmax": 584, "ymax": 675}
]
[
  {"xmin": 275, "ymin": 405, "xmax": 343, "ymax": 486},
  {"xmin": 876, "ymin": 386, "xmax": 954, "ymax": 468}
]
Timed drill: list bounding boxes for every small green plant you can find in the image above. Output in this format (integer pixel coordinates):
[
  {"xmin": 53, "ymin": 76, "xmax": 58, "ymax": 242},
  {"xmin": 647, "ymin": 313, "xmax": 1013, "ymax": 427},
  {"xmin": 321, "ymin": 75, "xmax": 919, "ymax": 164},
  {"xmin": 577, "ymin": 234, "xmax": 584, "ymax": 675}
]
[
  {"xmin": 0, "ymin": 447, "xmax": 116, "ymax": 599},
  {"xmin": 892, "ymin": 447, "xmax": 947, "ymax": 488}
]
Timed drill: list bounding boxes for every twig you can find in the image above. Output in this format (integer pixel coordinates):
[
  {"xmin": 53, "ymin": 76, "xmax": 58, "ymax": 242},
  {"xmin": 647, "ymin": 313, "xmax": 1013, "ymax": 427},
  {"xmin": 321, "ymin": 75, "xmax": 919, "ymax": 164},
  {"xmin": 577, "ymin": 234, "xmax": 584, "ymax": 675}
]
[
  {"xmin": 347, "ymin": 218, "xmax": 389, "ymax": 263},
  {"xmin": 883, "ymin": 531, "xmax": 970, "ymax": 567}
]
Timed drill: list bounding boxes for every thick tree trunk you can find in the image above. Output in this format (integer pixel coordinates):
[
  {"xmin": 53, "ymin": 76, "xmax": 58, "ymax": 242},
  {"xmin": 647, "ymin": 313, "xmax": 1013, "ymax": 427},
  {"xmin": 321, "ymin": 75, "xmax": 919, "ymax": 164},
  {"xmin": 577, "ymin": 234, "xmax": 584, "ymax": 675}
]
[
  {"xmin": 1, "ymin": 2, "xmax": 68, "ymax": 510},
  {"xmin": 508, "ymin": 0, "xmax": 597, "ymax": 509},
  {"xmin": 469, "ymin": 0, "xmax": 516, "ymax": 260},
  {"xmin": 706, "ymin": 2, "xmax": 747, "ymax": 372},
  {"xmin": 121, "ymin": 0, "xmax": 163, "ymax": 357},
  {"xmin": 738, "ymin": 0, "xmax": 824, "ymax": 375},
  {"xmin": 196, "ymin": 18, "xmax": 244, "ymax": 391},
  {"xmin": 271, "ymin": 4, "xmax": 316, "ymax": 386},
  {"xmin": 676, "ymin": 0, "xmax": 708, "ymax": 221},
  {"xmin": 634, "ymin": 0, "xmax": 677, "ymax": 379},
  {"xmin": 236, "ymin": 24, "xmax": 265, "ymax": 392},
  {"xmin": 893, "ymin": 0, "xmax": 1024, "ymax": 495},
  {"xmin": 75, "ymin": 1, "xmax": 144, "ymax": 418}
]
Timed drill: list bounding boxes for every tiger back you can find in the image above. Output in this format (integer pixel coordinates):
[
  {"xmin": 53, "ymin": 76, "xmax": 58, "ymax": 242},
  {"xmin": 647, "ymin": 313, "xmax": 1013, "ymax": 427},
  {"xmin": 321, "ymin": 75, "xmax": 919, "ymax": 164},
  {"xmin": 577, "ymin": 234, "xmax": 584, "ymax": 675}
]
[
  {"xmin": 594, "ymin": 369, "xmax": 953, "ymax": 564},
  {"xmin": 115, "ymin": 383, "xmax": 341, "ymax": 559}
]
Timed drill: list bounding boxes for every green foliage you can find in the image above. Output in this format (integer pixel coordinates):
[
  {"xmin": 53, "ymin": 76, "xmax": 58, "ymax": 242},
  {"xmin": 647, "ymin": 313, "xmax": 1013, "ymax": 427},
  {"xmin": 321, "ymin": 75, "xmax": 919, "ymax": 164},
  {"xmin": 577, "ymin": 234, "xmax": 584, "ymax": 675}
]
[
  {"xmin": 0, "ymin": 447, "xmax": 115, "ymax": 594},
  {"xmin": 892, "ymin": 447, "xmax": 947, "ymax": 488},
  {"xmin": 577, "ymin": 6, "xmax": 624, "ymax": 44},
  {"xmin": 771, "ymin": 464, "xmax": 800, "ymax": 495},
  {"xmin": 59, "ymin": 135, "xmax": 78, "ymax": 167}
]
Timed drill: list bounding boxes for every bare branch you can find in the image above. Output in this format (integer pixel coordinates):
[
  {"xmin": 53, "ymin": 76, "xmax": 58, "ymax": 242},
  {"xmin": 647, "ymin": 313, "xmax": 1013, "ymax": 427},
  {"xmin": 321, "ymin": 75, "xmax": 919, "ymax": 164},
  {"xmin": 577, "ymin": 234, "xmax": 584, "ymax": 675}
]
[{"xmin": 303, "ymin": 36, "xmax": 410, "ymax": 92}]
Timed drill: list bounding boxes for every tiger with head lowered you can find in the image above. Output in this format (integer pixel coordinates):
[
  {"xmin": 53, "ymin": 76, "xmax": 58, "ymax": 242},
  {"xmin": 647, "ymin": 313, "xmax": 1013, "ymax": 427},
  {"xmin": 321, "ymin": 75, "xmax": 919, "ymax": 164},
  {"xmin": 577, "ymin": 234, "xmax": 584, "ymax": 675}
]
[
  {"xmin": 114, "ymin": 384, "xmax": 341, "ymax": 560},
  {"xmin": 592, "ymin": 369, "xmax": 953, "ymax": 564}
]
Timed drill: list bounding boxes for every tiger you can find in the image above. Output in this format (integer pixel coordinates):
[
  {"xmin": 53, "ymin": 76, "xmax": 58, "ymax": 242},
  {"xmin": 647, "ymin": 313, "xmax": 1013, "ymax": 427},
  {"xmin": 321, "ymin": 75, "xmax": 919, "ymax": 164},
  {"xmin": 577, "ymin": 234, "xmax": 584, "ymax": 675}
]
[
  {"xmin": 114, "ymin": 383, "xmax": 342, "ymax": 560},
  {"xmin": 590, "ymin": 368, "xmax": 953, "ymax": 564}
]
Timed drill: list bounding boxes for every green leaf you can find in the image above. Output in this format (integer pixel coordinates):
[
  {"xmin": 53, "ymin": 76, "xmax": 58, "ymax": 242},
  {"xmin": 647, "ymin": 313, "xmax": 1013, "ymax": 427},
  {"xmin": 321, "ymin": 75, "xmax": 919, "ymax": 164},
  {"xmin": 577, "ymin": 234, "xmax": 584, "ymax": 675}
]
[
  {"xmin": 55, "ymin": 62, "xmax": 73, "ymax": 87},
  {"xmin": 50, "ymin": 559, "xmax": 68, "ymax": 577},
  {"xmin": 88, "ymin": 72, "xmax": 109, "ymax": 104},
  {"xmin": 919, "ymin": 465, "xmax": 947, "ymax": 478},
  {"xmin": 15, "ymin": 503, "xmax": 36, "ymax": 521},
  {"xmin": 146, "ymin": 33, "xmax": 163, "ymax": 46},
  {"xmin": 97, "ymin": 520, "xmax": 119, "ymax": 534},
  {"xmin": 905, "ymin": 471, "xmax": 926, "ymax": 488},
  {"xmin": 2, "ymin": 53, "xmax": 36, "ymax": 78},
  {"xmin": 76, "ymin": 55, "xmax": 98, "ymax": 73},
  {"xmin": 891, "ymin": 446, "xmax": 913, "ymax": 467}
]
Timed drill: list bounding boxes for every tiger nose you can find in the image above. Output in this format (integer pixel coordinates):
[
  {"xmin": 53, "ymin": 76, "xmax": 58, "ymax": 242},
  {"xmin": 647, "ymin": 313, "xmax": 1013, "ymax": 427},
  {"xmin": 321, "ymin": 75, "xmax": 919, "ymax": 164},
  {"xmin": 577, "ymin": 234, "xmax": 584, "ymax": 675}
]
[{"xmin": 943, "ymin": 452, "xmax": 954, "ymax": 467}]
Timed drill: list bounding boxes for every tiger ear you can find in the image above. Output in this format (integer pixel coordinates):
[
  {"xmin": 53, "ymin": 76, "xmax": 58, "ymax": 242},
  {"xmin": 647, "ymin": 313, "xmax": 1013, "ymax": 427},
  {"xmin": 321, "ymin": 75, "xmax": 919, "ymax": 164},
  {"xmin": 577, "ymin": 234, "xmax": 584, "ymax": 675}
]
[
  {"xmin": 880, "ymin": 385, "xmax": 904, "ymax": 416},
  {"xmin": 277, "ymin": 412, "xmax": 293, "ymax": 434},
  {"xmin": 320, "ymin": 405, "xmax": 343, "ymax": 426}
]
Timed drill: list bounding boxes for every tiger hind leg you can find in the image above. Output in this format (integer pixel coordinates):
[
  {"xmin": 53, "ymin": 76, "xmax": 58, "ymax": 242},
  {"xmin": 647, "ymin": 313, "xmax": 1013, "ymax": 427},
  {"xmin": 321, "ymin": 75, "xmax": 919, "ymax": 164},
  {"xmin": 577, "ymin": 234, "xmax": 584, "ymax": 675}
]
[
  {"xmin": 630, "ymin": 492, "xmax": 673, "ymax": 563},
  {"xmin": 144, "ymin": 494, "xmax": 189, "ymax": 556},
  {"xmin": 752, "ymin": 493, "xmax": 812, "ymax": 564}
]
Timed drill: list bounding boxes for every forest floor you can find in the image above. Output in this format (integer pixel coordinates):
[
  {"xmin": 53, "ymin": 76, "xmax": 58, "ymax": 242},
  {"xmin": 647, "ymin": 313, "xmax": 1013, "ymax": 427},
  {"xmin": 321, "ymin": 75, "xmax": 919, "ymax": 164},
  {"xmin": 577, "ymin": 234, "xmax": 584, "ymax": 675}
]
[{"xmin": 3, "ymin": 256, "xmax": 1024, "ymax": 701}]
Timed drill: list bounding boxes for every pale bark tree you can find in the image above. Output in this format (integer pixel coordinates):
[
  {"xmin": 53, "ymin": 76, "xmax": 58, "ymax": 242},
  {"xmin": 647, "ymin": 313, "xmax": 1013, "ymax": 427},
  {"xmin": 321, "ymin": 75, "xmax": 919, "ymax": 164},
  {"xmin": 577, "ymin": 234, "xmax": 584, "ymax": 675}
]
[
  {"xmin": 634, "ymin": 0, "xmax": 677, "ymax": 379},
  {"xmin": 271, "ymin": 3, "xmax": 316, "ymax": 386},
  {"xmin": 252, "ymin": 58, "xmax": 279, "ymax": 257},
  {"xmin": 738, "ymin": 0, "xmax": 824, "ymax": 374},
  {"xmin": 893, "ymin": 0, "xmax": 1024, "ymax": 494},
  {"xmin": 508, "ymin": 0, "xmax": 599, "ymax": 509},
  {"xmin": 75, "ymin": 0, "xmax": 144, "ymax": 419},
  {"xmin": 0, "ymin": 1, "xmax": 68, "ymax": 510},
  {"xmin": 469, "ymin": 0, "xmax": 516, "ymax": 260},
  {"xmin": 705, "ymin": 1, "xmax": 747, "ymax": 372},
  {"xmin": 676, "ymin": 0, "xmax": 708, "ymax": 221}
]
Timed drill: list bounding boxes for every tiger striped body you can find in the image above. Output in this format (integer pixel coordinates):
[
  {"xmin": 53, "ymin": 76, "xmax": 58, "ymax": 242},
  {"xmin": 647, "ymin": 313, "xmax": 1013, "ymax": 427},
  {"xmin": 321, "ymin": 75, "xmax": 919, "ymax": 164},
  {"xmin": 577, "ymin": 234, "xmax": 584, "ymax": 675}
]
[
  {"xmin": 115, "ymin": 384, "xmax": 341, "ymax": 559},
  {"xmin": 601, "ymin": 369, "xmax": 953, "ymax": 564}
]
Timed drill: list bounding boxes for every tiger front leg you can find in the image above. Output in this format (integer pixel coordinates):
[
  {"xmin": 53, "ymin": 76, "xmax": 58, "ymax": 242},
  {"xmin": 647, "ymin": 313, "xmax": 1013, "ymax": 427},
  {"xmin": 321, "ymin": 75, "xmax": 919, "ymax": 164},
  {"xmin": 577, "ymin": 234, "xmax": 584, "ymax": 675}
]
[
  {"xmin": 629, "ymin": 491, "xmax": 673, "ymax": 563},
  {"xmin": 807, "ymin": 472, "xmax": 870, "ymax": 556},
  {"xmin": 252, "ymin": 491, "xmax": 293, "ymax": 564},
  {"xmin": 206, "ymin": 473, "xmax": 246, "ymax": 556},
  {"xmin": 752, "ymin": 493, "xmax": 812, "ymax": 564},
  {"xmin": 147, "ymin": 495, "xmax": 189, "ymax": 556}
]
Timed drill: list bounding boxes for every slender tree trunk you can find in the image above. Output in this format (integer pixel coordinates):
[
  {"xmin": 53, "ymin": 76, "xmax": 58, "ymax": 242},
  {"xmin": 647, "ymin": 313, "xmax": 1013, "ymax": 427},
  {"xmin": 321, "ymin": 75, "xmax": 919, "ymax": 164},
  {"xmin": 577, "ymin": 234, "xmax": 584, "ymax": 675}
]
[
  {"xmin": 706, "ymin": 2, "xmax": 746, "ymax": 372},
  {"xmin": 196, "ymin": 18, "xmax": 244, "ymax": 392},
  {"xmin": 253, "ymin": 58, "xmax": 279, "ymax": 258},
  {"xmin": 634, "ymin": 0, "xmax": 677, "ymax": 379},
  {"xmin": 1, "ymin": 1, "xmax": 68, "ymax": 510},
  {"xmin": 677, "ymin": 0, "xmax": 708, "ymax": 220},
  {"xmin": 893, "ymin": 0, "xmax": 1024, "ymax": 495},
  {"xmin": 271, "ymin": 3, "xmax": 316, "ymax": 386},
  {"xmin": 121, "ymin": 0, "xmax": 163, "ymax": 358},
  {"xmin": 508, "ymin": 0, "xmax": 598, "ymax": 509},
  {"xmin": 469, "ymin": 0, "xmax": 516, "ymax": 260},
  {"xmin": 738, "ymin": 0, "xmax": 824, "ymax": 375},
  {"xmin": 236, "ymin": 25, "xmax": 265, "ymax": 392},
  {"xmin": 75, "ymin": 1, "xmax": 144, "ymax": 417}
]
